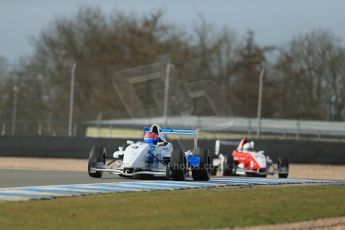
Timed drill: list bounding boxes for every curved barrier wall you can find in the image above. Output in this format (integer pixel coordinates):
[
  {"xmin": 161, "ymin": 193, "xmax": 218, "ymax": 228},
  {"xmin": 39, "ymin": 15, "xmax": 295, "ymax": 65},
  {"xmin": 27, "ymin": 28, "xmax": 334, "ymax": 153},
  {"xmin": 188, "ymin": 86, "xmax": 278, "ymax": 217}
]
[{"xmin": 0, "ymin": 136, "xmax": 344, "ymax": 164}]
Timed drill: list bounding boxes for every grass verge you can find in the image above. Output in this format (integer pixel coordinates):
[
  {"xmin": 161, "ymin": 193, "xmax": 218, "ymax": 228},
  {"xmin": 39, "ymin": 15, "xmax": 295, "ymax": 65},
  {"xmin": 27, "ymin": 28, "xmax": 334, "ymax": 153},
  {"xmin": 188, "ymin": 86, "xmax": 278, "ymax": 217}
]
[{"xmin": 0, "ymin": 186, "xmax": 344, "ymax": 229}]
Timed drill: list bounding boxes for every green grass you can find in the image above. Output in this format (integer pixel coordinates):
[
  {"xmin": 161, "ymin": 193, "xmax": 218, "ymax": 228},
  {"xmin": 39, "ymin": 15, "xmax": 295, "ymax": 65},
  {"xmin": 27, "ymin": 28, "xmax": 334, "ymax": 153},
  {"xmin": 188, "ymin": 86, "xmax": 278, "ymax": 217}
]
[{"xmin": 0, "ymin": 186, "xmax": 344, "ymax": 229}]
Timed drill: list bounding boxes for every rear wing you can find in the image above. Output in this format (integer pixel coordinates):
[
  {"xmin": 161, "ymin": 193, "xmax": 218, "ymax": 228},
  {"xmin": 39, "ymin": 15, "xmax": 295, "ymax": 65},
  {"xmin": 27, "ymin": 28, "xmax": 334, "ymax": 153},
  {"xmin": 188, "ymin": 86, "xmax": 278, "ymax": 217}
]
[
  {"xmin": 215, "ymin": 140, "xmax": 240, "ymax": 156},
  {"xmin": 144, "ymin": 127, "xmax": 199, "ymax": 149}
]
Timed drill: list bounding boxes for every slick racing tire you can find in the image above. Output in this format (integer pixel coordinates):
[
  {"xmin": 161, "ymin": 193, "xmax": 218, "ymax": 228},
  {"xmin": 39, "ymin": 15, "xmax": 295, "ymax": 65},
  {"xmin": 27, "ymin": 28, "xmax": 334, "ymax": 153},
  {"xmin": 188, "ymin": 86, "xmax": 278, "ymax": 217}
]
[
  {"xmin": 192, "ymin": 148, "xmax": 211, "ymax": 181},
  {"xmin": 278, "ymin": 157, "xmax": 289, "ymax": 178},
  {"xmin": 169, "ymin": 150, "xmax": 186, "ymax": 181},
  {"xmin": 210, "ymin": 165, "xmax": 218, "ymax": 176},
  {"xmin": 88, "ymin": 146, "xmax": 107, "ymax": 178},
  {"xmin": 223, "ymin": 154, "xmax": 235, "ymax": 176}
]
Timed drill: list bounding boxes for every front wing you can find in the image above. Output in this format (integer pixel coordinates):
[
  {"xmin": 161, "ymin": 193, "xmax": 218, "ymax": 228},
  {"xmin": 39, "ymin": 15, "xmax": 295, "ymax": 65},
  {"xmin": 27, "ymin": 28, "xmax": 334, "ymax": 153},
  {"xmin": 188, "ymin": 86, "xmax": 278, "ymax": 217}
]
[
  {"xmin": 234, "ymin": 167, "xmax": 288, "ymax": 176},
  {"xmin": 90, "ymin": 166, "xmax": 167, "ymax": 177}
]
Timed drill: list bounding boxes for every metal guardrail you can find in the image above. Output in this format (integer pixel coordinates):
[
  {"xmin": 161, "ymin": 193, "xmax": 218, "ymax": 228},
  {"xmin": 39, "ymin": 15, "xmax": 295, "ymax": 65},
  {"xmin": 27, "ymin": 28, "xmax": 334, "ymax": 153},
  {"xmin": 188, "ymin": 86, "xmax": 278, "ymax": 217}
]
[
  {"xmin": 1, "ymin": 116, "xmax": 345, "ymax": 140},
  {"xmin": 84, "ymin": 116, "xmax": 345, "ymax": 139}
]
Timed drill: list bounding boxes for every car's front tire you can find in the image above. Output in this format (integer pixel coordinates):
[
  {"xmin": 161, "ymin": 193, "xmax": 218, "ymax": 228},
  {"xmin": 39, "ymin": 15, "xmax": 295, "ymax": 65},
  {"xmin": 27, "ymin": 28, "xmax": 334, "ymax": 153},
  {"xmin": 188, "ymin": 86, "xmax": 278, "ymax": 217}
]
[
  {"xmin": 278, "ymin": 157, "xmax": 289, "ymax": 178},
  {"xmin": 223, "ymin": 154, "xmax": 235, "ymax": 176},
  {"xmin": 88, "ymin": 146, "xmax": 107, "ymax": 178},
  {"xmin": 169, "ymin": 150, "xmax": 186, "ymax": 181}
]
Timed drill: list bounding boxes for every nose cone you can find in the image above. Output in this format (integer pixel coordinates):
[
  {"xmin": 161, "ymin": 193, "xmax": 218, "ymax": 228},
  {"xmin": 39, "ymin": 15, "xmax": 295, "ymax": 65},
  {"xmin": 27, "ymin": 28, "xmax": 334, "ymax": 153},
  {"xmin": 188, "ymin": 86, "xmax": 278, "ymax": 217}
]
[{"xmin": 123, "ymin": 142, "xmax": 150, "ymax": 168}]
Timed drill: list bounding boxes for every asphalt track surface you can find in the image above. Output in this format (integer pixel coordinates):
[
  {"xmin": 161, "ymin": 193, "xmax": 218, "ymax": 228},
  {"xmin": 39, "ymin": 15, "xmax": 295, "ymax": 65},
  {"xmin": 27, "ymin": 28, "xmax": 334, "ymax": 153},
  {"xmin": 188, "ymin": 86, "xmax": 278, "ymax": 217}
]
[
  {"xmin": 0, "ymin": 169, "xmax": 135, "ymax": 188},
  {"xmin": 1, "ymin": 169, "xmax": 345, "ymax": 189},
  {"xmin": 1, "ymin": 169, "xmax": 345, "ymax": 202}
]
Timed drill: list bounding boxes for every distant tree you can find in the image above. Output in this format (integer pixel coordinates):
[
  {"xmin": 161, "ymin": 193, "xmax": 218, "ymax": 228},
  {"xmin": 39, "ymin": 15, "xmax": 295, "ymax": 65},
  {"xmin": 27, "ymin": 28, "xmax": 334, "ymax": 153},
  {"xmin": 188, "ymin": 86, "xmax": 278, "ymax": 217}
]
[
  {"xmin": 7, "ymin": 7, "xmax": 345, "ymax": 136},
  {"xmin": 21, "ymin": 7, "xmax": 192, "ymax": 125},
  {"xmin": 0, "ymin": 56, "xmax": 9, "ymax": 123},
  {"xmin": 228, "ymin": 31, "xmax": 274, "ymax": 117},
  {"xmin": 275, "ymin": 30, "xmax": 345, "ymax": 120},
  {"xmin": 179, "ymin": 19, "xmax": 238, "ymax": 115},
  {"xmin": 0, "ymin": 56, "xmax": 8, "ymax": 79},
  {"xmin": 19, "ymin": 6, "xmax": 240, "ymax": 125}
]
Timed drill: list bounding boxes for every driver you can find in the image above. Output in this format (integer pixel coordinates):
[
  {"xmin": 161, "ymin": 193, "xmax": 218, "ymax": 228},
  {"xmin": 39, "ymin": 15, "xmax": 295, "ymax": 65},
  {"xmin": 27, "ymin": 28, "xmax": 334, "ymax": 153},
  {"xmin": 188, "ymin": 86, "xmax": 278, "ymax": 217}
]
[
  {"xmin": 144, "ymin": 132, "xmax": 159, "ymax": 145},
  {"xmin": 242, "ymin": 142, "xmax": 254, "ymax": 152},
  {"xmin": 144, "ymin": 132, "xmax": 159, "ymax": 166}
]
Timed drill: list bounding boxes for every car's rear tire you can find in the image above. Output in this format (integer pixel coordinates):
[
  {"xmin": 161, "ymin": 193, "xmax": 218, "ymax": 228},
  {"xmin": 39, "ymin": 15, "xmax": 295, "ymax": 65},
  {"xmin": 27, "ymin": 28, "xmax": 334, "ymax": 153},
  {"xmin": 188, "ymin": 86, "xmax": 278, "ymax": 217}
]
[
  {"xmin": 169, "ymin": 150, "xmax": 186, "ymax": 181},
  {"xmin": 223, "ymin": 154, "xmax": 235, "ymax": 176},
  {"xmin": 211, "ymin": 165, "xmax": 218, "ymax": 176},
  {"xmin": 278, "ymin": 157, "xmax": 289, "ymax": 178},
  {"xmin": 88, "ymin": 146, "xmax": 106, "ymax": 178},
  {"xmin": 192, "ymin": 148, "xmax": 211, "ymax": 181}
]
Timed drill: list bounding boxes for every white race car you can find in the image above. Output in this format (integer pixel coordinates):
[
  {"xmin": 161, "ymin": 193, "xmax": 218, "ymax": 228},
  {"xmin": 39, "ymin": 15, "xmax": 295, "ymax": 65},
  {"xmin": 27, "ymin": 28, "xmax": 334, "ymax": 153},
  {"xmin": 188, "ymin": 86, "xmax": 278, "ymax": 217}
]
[{"xmin": 88, "ymin": 124, "xmax": 211, "ymax": 181}]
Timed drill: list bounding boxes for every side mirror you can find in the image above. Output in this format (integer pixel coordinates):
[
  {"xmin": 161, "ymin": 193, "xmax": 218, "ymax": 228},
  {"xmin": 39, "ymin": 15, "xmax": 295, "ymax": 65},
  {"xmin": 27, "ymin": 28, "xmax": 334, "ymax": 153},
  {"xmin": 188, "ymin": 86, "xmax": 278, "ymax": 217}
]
[
  {"xmin": 127, "ymin": 140, "xmax": 134, "ymax": 145},
  {"xmin": 113, "ymin": 151, "xmax": 124, "ymax": 159}
]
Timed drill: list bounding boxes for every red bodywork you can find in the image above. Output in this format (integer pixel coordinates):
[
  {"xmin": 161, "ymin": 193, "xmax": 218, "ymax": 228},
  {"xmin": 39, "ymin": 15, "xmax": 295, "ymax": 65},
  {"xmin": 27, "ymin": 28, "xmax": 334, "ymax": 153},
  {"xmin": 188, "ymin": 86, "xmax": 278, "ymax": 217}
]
[{"xmin": 231, "ymin": 138, "xmax": 264, "ymax": 170}]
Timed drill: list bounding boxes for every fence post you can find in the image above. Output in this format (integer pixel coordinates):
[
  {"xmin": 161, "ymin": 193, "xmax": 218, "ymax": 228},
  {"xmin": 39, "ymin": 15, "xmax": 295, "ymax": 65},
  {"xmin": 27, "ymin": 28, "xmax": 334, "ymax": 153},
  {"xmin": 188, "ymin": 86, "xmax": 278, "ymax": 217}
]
[
  {"xmin": 109, "ymin": 125, "xmax": 113, "ymax": 138},
  {"xmin": 47, "ymin": 111, "xmax": 52, "ymax": 135},
  {"xmin": 68, "ymin": 62, "xmax": 77, "ymax": 137},
  {"xmin": 247, "ymin": 118, "xmax": 252, "ymax": 136},
  {"xmin": 1, "ymin": 123, "xmax": 5, "ymax": 135},
  {"xmin": 12, "ymin": 85, "xmax": 19, "ymax": 135},
  {"xmin": 97, "ymin": 113, "xmax": 103, "ymax": 137},
  {"xmin": 256, "ymin": 68, "xmax": 265, "ymax": 138},
  {"xmin": 296, "ymin": 120, "xmax": 300, "ymax": 140},
  {"xmin": 73, "ymin": 124, "xmax": 78, "ymax": 137},
  {"xmin": 38, "ymin": 123, "xmax": 42, "ymax": 136}
]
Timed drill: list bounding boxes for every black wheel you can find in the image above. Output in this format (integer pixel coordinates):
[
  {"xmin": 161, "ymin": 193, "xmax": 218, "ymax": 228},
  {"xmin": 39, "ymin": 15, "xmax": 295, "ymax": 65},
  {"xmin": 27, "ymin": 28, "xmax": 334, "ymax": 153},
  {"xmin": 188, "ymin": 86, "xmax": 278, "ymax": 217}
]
[
  {"xmin": 88, "ymin": 146, "xmax": 106, "ymax": 178},
  {"xmin": 278, "ymin": 157, "xmax": 289, "ymax": 178},
  {"xmin": 192, "ymin": 148, "xmax": 211, "ymax": 181},
  {"xmin": 169, "ymin": 150, "xmax": 186, "ymax": 181},
  {"xmin": 210, "ymin": 165, "xmax": 218, "ymax": 176},
  {"xmin": 223, "ymin": 154, "xmax": 235, "ymax": 176}
]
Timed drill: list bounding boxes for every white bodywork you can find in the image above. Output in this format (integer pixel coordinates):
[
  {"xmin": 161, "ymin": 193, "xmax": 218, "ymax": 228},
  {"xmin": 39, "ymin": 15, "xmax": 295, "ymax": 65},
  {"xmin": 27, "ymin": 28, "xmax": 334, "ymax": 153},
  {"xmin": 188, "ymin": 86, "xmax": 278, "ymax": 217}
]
[
  {"xmin": 246, "ymin": 151, "xmax": 267, "ymax": 169},
  {"xmin": 114, "ymin": 141, "xmax": 173, "ymax": 176},
  {"xmin": 233, "ymin": 150, "xmax": 273, "ymax": 175}
]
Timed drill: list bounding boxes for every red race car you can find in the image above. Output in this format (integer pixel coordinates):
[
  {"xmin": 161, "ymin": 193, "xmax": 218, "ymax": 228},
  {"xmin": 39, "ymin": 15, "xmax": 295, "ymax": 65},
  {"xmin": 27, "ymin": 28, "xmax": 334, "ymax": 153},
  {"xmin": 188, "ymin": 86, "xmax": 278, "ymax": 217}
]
[{"xmin": 213, "ymin": 138, "xmax": 289, "ymax": 178}]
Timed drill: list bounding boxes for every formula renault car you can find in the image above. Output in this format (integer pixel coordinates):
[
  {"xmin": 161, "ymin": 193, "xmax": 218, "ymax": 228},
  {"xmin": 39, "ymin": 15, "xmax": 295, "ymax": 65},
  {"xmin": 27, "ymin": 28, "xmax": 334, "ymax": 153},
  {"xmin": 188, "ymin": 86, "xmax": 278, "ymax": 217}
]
[
  {"xmin": 88, "ymin": 124, "xmax": 211, "ymax": 181},
  {"xmin": 212, "ymin": 138, "xmax": 289, "ymax": 178}
]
